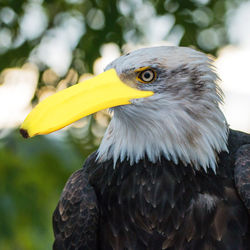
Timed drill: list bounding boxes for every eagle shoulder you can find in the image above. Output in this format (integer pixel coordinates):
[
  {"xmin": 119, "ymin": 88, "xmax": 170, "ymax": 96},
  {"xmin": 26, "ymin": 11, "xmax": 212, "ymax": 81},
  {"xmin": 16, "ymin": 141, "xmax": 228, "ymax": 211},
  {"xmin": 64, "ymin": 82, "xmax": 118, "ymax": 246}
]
[
  {"xmin": 234, "ymin": 143, "xmax": 250, "ymax": 213},
  {"xmin": 52, "ymin": 158, "xmax": 99, "ymax": 250}
]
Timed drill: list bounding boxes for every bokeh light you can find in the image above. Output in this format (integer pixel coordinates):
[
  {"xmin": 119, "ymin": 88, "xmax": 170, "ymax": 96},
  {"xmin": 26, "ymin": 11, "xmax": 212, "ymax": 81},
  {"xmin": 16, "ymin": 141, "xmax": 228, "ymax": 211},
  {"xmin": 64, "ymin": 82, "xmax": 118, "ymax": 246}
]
[{"xmin": 0, "ymin": 63, "xmax": 38, "ymax": 133}]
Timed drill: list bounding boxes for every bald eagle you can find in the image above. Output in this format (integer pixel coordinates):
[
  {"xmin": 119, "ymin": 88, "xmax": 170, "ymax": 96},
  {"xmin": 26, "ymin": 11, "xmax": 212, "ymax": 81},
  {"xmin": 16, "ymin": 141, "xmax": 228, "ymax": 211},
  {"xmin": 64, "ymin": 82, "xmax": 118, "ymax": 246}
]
[{"xmin": 20, "ymin": 47, "xmax": 250, "ymax": 250}]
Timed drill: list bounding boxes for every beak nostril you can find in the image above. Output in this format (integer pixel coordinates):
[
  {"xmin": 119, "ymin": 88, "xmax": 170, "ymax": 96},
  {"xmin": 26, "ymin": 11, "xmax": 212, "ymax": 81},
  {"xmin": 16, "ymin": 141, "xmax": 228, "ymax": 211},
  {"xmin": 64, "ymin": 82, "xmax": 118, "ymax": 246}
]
[{"xmin": 20, "ymin": 129, "xmax": 30, "ymax": 139}]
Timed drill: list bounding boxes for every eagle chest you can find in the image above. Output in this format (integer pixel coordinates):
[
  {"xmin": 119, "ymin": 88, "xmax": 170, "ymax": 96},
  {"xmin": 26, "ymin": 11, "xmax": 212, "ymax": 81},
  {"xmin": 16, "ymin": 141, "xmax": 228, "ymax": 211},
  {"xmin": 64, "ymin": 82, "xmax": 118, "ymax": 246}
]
[{"xmin": 88, "ymin": 159, "xmax": 219, "ymax": 249}]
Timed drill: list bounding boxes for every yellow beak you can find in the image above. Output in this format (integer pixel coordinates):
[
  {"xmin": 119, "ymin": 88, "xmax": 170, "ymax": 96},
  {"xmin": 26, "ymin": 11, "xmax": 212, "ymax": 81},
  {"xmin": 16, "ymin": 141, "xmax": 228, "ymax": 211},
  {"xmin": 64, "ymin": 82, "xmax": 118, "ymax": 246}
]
[{"xmin": 20, "ymin": 69, "xmax": 154, "ymax": 138}]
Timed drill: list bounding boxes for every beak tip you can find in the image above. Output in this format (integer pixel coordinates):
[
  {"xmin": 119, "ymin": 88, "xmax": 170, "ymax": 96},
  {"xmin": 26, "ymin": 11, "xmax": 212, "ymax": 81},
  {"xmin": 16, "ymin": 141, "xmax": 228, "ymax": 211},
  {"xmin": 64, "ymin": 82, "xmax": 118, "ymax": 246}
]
[{"xmin": 20, "ymin": 128, "xmax": 30, "ymax": 139}]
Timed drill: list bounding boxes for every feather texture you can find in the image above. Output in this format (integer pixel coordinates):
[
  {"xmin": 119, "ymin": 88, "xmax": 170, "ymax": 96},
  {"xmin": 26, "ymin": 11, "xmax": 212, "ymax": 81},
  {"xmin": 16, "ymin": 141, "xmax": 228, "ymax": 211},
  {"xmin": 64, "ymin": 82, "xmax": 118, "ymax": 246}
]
[
  {"xmin": 53, "ymin": 168, "xmax": 99, "ymax": 250},
  {"xmin": 53, "ymin": 129, "xmax": 250, "ymax": 250},
  {"xmin": 235, "ymin": 144, "xmax": 250, "ymax": 212}
]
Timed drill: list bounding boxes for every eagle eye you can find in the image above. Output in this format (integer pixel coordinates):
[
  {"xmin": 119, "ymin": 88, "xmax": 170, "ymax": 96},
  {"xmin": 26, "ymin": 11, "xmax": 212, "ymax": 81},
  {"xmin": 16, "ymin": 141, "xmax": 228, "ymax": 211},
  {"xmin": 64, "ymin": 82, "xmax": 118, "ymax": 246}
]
[{"xmin": 136, "ymin": 68, "xmax": 156, "ymax": 83}]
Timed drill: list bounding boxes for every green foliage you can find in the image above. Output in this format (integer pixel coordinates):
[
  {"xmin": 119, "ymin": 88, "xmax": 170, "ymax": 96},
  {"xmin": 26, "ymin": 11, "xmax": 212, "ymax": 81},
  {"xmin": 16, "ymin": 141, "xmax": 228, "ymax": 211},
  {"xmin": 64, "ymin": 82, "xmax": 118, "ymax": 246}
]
[
  {"xmin": 0, "ymin": 0, "xmax": 244, "ymax": 73},
  {"xmin": 0, "ymin": 130, "xmax": 87, "ymax": 249}
]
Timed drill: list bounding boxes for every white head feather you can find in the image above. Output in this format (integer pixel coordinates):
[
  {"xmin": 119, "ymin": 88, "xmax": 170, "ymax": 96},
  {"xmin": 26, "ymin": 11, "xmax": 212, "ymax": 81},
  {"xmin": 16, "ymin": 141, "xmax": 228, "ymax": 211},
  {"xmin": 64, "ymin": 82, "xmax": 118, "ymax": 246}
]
[{"xmin": 97, "ymin": 46, "xmax": 228, "ymax": 172}]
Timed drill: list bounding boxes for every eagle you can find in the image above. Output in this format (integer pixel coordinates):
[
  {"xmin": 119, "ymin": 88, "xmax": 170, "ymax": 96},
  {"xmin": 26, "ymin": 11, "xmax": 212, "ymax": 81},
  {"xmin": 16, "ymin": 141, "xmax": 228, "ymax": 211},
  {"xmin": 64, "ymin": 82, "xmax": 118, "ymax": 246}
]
[{"xmin": 20, "ymin": 46, "xmax": 250, "ymax": 250}]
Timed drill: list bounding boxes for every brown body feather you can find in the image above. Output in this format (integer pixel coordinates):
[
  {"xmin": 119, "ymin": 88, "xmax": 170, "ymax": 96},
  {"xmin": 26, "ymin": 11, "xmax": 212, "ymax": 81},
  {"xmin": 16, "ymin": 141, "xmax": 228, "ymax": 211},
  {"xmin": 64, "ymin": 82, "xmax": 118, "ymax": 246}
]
[{"xmin": 53, "ymin": 129, "xmax": 250, "ymax": 250}]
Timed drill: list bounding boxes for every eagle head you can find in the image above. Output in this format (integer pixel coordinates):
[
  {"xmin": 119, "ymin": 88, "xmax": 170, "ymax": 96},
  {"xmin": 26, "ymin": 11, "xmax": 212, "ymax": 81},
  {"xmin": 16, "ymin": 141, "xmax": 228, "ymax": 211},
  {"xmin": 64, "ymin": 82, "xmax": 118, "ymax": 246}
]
[
  {"xmin": 98, "ymin": 46, "xmax": 228, "ymax": 172},
  {"xmin": 20, "ymin": 46, "xmax": 228, "ymax": 172}
]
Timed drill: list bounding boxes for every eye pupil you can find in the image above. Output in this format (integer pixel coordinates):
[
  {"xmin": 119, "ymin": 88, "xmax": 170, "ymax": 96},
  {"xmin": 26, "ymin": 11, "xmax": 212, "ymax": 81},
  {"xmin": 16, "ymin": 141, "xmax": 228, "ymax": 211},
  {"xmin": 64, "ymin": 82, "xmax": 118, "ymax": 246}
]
[{"xmin": 143, "ymin": 72, "xmax": 151, "ymax": 79}]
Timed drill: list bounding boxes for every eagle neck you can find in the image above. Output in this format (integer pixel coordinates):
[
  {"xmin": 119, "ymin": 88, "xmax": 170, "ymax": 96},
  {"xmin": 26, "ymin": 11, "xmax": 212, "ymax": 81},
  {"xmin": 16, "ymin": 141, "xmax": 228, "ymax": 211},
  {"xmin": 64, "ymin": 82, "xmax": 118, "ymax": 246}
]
[{"xmin": 97, "ymin": 96, "xmax": 228, "ymax": 172}]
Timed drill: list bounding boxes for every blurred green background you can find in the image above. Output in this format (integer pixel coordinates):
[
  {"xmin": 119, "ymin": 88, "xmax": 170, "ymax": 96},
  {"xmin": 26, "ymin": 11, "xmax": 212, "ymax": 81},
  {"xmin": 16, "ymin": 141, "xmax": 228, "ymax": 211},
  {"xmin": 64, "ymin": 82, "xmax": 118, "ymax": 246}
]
[{"xmin": 0, "ymin": 0, "xmax": 250, "ymax": 249}]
